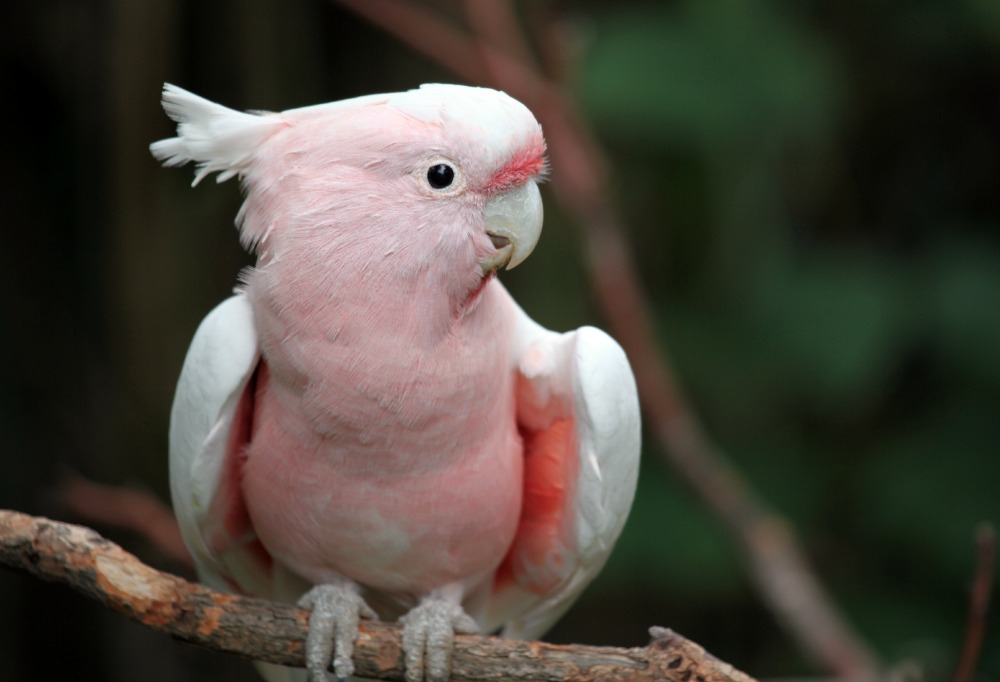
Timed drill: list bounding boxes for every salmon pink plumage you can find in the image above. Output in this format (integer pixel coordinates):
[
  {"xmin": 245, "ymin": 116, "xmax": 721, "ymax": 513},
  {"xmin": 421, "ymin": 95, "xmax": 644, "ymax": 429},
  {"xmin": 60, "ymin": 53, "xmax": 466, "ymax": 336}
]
[{"xmin": 152, "ymin": 83, "xmax": 640, "ymax": 682}]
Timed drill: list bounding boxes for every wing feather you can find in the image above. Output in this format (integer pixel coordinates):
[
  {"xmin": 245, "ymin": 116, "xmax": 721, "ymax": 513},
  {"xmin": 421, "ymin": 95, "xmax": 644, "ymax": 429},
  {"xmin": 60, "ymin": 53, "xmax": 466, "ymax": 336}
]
[
  {"xmin": 488, "ymin": 300, "xmax": 641, "ymax": 639},
  {"xmin": 168, "ymin": 295, "xmax": 266, "ymax": 593}
]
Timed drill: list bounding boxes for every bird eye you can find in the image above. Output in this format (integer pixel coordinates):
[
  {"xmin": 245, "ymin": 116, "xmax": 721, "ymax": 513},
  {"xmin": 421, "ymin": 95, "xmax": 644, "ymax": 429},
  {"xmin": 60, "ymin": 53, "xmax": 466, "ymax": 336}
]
[{"xmin": 427, "ymin": 163, "xmax": 455, "ymax": 189}]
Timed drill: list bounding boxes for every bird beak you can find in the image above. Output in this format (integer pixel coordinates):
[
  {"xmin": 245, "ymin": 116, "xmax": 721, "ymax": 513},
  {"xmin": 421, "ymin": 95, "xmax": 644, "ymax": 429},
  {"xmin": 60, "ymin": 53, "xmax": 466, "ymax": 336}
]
[{"xmin": 482, "ymin": 180, "xmax": 543, "ymax": 273}]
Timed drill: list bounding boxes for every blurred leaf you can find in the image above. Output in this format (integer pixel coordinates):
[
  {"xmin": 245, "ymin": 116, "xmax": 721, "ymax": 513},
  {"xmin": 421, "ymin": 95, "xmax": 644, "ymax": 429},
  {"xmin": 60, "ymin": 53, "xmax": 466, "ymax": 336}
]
[
  {"xmin": 962, "ymin": 0, "xmax": 1000, "ymax": 44},
  {"xmin": 751, "ymin": 253, "xmax": 910, "ymax": 410},
  {"xmin": 733, "ymin": 434, "xmax": 827, "ymax": 527},
  {"xmin": 579, "ymin": 0, "xmax": 843, "ymax": 150},
  {"xmin": 923, "ymin": 234, "xmax": 1000, "ymax": 383},
  {"xmin": 607, "ymin": 460, "xmax": 743, "ymax": 597},
  {"xmin": 857, "ymin": 396, "xmax": 1000, "ymax": 583},
  {"xmin": 842, "ymin": 583, "xmax": 960, "ymax": 675},
  {"xmin": 658, "ymin": 302, "xmax": 787, "ymax": 431},
  {"xmin": 659, "ymin": 251, "xmax": 910, "ymax": 424}
]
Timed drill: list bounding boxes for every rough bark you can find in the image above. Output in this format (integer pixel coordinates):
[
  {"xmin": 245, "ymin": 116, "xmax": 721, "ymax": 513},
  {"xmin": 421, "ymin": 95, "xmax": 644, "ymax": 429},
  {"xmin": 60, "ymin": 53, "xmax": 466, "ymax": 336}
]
[{"xmin": 0, "ymin": 509, "xmax": 755, "ymax": 682}]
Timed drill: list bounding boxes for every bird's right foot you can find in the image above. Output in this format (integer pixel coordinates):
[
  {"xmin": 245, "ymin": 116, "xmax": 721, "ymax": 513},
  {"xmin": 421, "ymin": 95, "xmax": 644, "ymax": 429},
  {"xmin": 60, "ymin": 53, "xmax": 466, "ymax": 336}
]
[{"xmin": 298, "ymin": 581, "xmax": 378, "ymax": 682}]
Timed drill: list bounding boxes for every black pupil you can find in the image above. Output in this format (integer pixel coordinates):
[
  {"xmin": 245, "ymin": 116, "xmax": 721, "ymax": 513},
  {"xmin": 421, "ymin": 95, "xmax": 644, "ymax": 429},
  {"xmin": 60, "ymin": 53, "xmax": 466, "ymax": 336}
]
[{"xmin": 427, "ymin": 164, "xmax": 455, "ymax": 189}]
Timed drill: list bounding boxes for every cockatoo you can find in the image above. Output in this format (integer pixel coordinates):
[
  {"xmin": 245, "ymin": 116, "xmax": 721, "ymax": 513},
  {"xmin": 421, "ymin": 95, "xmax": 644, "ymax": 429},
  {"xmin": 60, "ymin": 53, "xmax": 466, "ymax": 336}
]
[{"xmin": 152, "ymin": 83, "xmax": 640, "ymax": 682}]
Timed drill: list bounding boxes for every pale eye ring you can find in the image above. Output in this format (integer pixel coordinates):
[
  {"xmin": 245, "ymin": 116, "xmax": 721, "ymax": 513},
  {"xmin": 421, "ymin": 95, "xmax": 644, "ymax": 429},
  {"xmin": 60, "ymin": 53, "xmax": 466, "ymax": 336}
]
[{"xmin": 427, "ymin": 163, "xmax": 455, "ymax": 189}]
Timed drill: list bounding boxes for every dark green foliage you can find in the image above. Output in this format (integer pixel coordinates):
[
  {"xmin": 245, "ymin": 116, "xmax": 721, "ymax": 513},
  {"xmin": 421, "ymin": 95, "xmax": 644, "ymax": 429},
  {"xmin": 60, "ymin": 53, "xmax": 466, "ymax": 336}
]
[{"xmin": 563, "ymin": 1, "xmax": 1000, "ymax": 676}]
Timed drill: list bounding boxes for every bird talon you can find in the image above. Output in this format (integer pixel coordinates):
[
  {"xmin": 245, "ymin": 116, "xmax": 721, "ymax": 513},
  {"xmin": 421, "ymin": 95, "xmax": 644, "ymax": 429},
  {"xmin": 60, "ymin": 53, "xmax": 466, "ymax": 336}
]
[
  {"xmin": 298, "ymin": 582, "xmax": 377, "ymax": 682},
  {"xmin": 400, "ymin": 595, "xmax": 479, "ymax": 682}
]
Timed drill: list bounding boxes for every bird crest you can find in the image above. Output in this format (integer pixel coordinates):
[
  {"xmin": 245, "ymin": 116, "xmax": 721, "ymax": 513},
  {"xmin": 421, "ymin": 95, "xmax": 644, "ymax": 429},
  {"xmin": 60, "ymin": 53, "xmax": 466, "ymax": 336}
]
[{"xmin": 150, "ymin": 84, "xmax": 285, "ymax": 186}]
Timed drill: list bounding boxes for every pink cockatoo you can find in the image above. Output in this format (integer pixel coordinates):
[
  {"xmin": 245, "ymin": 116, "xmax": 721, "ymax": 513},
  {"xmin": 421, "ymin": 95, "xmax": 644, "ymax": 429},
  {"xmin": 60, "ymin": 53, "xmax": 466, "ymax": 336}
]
[{"xmin": 152, "ymin": 83, "xmax": 640, "ymax": 682}]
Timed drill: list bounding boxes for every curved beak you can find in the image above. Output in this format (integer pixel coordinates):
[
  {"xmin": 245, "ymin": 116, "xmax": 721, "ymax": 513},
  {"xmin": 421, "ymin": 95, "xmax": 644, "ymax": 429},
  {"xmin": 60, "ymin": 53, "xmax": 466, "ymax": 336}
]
[{"xmin": 482, "ymin": 180, "xmax": 543, "ymax": 273}]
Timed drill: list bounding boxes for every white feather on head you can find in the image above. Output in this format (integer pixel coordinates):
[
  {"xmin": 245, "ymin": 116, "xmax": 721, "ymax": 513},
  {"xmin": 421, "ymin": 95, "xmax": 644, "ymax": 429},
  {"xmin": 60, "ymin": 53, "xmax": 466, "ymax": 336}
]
[
  {"xmin": 149, "ymin": 84, "xmax": 285, "ymax": 186},
  {"xmin": 151, "ymin": 83, "xmax": 545, "ymax": 255}
]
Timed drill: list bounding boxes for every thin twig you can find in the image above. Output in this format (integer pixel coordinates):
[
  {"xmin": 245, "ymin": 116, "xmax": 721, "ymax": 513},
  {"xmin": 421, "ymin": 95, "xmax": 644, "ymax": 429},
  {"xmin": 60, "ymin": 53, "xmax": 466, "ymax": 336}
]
[
  {"xmin": 61, "ymin": 474, "xmax": 193, "ymax": 568},
  {"xmin": 334, "ymin": 0, "xmax": 490, "ymax": 85},
  {"xmin": 462, "ymin": 0, "xmax": 531, "ymax": 65},
  {"xmin": 330, "ymin": 1, "xmax": 880, "ymax": 677},
  {"xmin": 462, "ymin": 0, "xmax": 539, "ymax": 76},
  {"xmin": 0, "ymin": 509, "xmax": 757, "ymax": 682},
  {"xmin": 952, "ymin": 523, "xmax": 996, "ymax": 682}
]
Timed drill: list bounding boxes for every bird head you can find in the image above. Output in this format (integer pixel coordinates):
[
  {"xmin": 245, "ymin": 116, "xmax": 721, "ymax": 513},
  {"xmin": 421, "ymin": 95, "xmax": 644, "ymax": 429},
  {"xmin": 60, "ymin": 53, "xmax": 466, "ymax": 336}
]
[{"xmin": 151, "ymin": 83, "xmax": 547, "ymax": 315}]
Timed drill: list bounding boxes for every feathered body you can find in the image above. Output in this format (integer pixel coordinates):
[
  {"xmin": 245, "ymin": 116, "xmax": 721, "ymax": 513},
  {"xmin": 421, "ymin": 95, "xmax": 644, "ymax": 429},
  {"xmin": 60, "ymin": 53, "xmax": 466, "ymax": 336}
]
[
  {"xmin": 245, "ymin": 286, "xmax": 523, "ymax": 598},
  {"xmin": 236, "ymin": 92, "xmax": 539, "ymax": 602},
  {"xmin": 154, "ymin": 83, "xmax": 640, "ymax": 680}
]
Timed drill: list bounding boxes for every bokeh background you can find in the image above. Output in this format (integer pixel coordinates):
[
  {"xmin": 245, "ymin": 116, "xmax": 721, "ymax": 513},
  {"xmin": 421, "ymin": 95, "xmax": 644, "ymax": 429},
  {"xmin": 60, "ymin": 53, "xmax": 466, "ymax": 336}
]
[{"xmin": 2, "ymin": 1, "xmax": 998, "ymax": 680}]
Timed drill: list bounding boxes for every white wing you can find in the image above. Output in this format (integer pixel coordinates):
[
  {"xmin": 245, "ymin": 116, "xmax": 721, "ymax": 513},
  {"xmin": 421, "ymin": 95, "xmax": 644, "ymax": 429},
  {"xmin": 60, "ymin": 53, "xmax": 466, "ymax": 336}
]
[
  {"xmin": 487, "ymin": 298, "xmax": 641, "ymax": 639},
  {"xmin": 168, "ymin": 295, "xmax": 268, "ymax": 595}
]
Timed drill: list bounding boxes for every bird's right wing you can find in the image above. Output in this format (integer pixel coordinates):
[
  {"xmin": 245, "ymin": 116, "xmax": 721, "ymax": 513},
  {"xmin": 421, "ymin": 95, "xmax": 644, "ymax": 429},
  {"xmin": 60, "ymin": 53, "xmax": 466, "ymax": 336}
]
[{"xmin": 168, "ymin": 294, "xmax": 274, "ymax": 596}]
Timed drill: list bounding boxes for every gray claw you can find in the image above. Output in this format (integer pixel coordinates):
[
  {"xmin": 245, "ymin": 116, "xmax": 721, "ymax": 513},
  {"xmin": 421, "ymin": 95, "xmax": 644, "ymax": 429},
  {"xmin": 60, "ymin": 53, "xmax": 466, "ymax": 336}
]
[
  {"xmin": 298, "ymin": 582, "xmax": 377, "ymax": 682},
  {"xmin": 399, "ymin": 595, "xmax": 478, "ymax": 682}
]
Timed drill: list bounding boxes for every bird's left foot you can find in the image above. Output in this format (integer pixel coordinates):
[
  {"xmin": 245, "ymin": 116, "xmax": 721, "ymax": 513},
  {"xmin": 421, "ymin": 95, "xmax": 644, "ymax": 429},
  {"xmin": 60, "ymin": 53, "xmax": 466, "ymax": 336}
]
[{"xmin": 399, "ymin": 591, "xmax": 479, "ymax": 682}]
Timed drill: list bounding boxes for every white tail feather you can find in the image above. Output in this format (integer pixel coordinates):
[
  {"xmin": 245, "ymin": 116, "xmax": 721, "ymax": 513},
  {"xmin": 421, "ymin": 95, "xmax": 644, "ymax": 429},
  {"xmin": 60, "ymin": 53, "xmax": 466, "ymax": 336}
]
[{"xmin": 149, "ymin": 84, "xmax": 283, "ymax": 186}]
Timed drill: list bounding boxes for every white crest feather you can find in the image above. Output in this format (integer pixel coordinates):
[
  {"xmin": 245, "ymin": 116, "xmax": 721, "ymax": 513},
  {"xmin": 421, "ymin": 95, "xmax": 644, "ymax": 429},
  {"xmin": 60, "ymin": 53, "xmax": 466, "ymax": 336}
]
[{"xmin": 149, "ymin": 84, "xmax": 283, "ymax": 186}]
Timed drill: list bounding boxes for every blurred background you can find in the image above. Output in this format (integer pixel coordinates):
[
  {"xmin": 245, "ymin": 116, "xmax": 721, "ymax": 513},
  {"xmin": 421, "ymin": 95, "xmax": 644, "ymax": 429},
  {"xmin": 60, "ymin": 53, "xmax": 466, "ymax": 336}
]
[{"xmin": 1, "ymin": 1, "xmax": 998, "ymax": 680}]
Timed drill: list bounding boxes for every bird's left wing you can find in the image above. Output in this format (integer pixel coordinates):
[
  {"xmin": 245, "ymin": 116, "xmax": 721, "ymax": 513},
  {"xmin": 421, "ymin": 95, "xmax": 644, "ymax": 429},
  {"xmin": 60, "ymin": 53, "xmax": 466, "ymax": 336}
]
[{"xmin": 486, "ymin": 298, "xmax": 641, "ymax": 639}]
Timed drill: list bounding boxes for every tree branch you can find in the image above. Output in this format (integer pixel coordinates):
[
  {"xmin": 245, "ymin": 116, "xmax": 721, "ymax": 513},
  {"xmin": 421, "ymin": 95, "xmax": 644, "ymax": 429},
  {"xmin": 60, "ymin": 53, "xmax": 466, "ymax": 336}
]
[
  {"xmin": 1, "ymin": 509, "xmax": 756, "ymax": 682},
  {"xmin": 951, "ymin": 523, "xmax": 995, "ymax": 682}
]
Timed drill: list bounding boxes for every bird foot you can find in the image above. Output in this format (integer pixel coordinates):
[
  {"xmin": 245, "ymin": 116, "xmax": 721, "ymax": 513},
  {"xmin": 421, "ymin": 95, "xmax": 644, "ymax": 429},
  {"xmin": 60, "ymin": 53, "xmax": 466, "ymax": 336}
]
[
  {"xmin": 298, "ymin": 581, "xmax": 378, "ymax": 682},
  {"xmin": 399, "ymin": 593, "xmax": 479, "ymax": 682}
]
